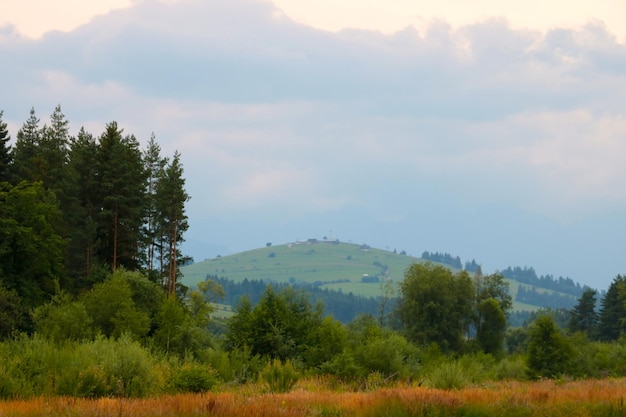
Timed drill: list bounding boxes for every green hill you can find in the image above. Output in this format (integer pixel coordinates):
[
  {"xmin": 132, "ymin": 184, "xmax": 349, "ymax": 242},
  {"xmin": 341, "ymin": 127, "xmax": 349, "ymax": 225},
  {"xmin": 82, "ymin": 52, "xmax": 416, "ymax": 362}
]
[
  {"xmin": 181, "ymin": 241, "xmax": 580, "ymax": 312},
  {"xmin": 182, "ymin": 241, "xmax": 421, "ymax": 298}
]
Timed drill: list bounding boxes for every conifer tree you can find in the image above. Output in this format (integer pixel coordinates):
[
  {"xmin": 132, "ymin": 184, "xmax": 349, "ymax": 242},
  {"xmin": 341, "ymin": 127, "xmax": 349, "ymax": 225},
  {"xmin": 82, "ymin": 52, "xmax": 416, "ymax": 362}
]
[
  {"xmin": 141, "ymin": 134, "xmax": 167, "ymax": 281},
  {"xmin": 96, "ymin": 122, "xmax": 146, "ymax": 272},
  {"xmin": 65, "ymin": 127, "xmax": 103, "ymax": 288},
  {"xmin": 0, "ymin": 110, "xmax": 12, "ymax": 183},
  {"xmin": 11, "ymin": 107, "xmax": 42, "ymax": 184},
  {"xmin": 155, "ymin": 151, "xmax": 190, "ymax": 295},
  {"xmin": 568, "ymin": 288, "xmax": 598, "ymax": 336},
  {"xmin": 596, "ymin": 275, "xmax": 626, "ymax": 341}
]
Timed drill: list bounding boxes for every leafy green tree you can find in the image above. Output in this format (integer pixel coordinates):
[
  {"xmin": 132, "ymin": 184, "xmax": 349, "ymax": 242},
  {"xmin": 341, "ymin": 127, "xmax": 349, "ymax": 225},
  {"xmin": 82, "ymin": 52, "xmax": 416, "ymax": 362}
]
[
  {"xmin": 155, "ymin": 151, "xmax": 190, "ymax": 295},
  {"xmin": 0, "ymin": 181, "xmax": 64, "ymax": 306},
  {"xmin": 472, "ymin": 271, "xmax": 511, "ymax": 354},
  {"xmin": 0, "ymin": 284, "xmax": 31, "ymax": 338},
  {"xmin": 568, "ymin": 288, "xmax": 598, "ymax": 335},
  {"xmin": 526, "ymin": 315, "xmax": 573, "ymax": 379},
  {"xmin": 398, "ymin": 263, "xmax": 474, "ymax": 352},
  {"xmin": 33, "ymin": 291, "xmax": 93, "ymax": 343},
  {"xmin": 187, "ymin": 280, "xmax": 225, "ymax": 328},
  {"xmin": 0, "ymin": 110, "xmax": 12, "ymax": 183},
  {"xmin": 81, "ymin": 269, "xmax": 151, "ymax": 338},
  {"xmin": 476, "ymin": 298, "xmax": 507, "ymax": 356},
  {"xmin": 95, "ymin": 122, "xmax": 146, "ymax": 271},
  {"xmin": 596, "ymin": 275, "xmax": 626, "ymax": 341},
  {"xmin": 226, "ymin": 286, "xmax": 323, "ymax": 362}
]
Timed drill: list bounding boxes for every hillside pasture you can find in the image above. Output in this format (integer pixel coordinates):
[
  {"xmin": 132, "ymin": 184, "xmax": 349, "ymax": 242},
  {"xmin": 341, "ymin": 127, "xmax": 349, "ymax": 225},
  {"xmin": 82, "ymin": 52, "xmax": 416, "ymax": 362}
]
[{"xmin": 181, "ymin": 242, "xmax": 422, "ymax": 297}]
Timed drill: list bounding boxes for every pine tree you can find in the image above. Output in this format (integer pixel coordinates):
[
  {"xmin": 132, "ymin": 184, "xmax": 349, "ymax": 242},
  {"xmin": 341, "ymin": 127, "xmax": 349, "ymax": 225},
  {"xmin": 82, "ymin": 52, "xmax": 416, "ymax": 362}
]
[
  {"xmin": 568, "ymin": 288, "xmax": 598, "ymax": 335},
  {"xmin": 596, "ymin": 275, "xmax": 626, "ymax": 341},
  {"xmin": 39, "ymin": 105, "xmax": 70, "ymax": 193},
  {"xmin": 65, "ymin": 127, "xmax": 103, "ymax": 288},
  {"xmin": 11, "ymin": 107, "xmax": 42, "ymax": 184},
  {"xmin": 0, "ymin": 110, "xmax": 12, "ymax": 183},
  {"xmin": 95, "ymin": 122, "xmax": 146, "ymax": 272},
  {"xmin": 141, "ymin": 134, "xmax": 167, "ymax": 281},
  {"xmin": 155, "ymin": 151, "xmax": 190, "ymax": 296}
]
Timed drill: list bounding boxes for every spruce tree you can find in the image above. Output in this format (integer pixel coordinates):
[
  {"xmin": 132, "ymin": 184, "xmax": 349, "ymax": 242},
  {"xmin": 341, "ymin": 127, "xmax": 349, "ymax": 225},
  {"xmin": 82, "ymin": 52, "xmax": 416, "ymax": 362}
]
[
  {"xmin": 141, "ymin": 134, "xmax": 167, "ymax": 281},
  {"xmin": 568, "ymin": 288, "xmax": 598, "ymax": 336},
  {"xmin": 155, "ymin": 151, "xmax": 190, "ymax": 295},
  {"xmin": 11, "ymin": 107, "xmax": 42, "ymax": 184},
  {"xmin": 596, "ymin": 275, "xmax": 626, "ymax": 341},
  {"xmin": 0, "ymin": 110, "xmax": 12, "ymax": 183},
  {"xmin": 96, "ymin": 122, "xmax": 146, "ymax": 272},
  {"xmin": 65, "ymin": 127, "xmax": 103, "ymax": 289}
]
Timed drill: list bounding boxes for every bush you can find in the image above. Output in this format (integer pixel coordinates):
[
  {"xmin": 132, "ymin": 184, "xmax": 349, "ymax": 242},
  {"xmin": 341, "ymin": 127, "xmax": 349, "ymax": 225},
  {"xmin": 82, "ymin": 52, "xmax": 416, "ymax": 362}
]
[
  {"xmin": 425, "ymin": 361, "xmax": 470, "ymax": 390},
  {"xmin": 171, "ymin": 362, "xmax": 220, "ymax": 393},
  {"xmin": 261, "ymin": 359, "xmax": 300, "ymax": 393}
]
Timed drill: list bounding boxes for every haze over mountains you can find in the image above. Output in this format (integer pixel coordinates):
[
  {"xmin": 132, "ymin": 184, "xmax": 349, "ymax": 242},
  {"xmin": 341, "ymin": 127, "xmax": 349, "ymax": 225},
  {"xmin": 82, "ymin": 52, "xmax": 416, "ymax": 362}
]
[{"xmin": 1, "ymin": 0, "xmax": 625, "ymax": 290}]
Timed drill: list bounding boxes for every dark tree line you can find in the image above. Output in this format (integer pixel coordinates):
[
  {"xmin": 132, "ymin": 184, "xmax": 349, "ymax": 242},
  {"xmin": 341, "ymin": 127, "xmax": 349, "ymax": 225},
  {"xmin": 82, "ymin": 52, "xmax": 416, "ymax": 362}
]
[
  {"xmin": 501, "ymin": 266, "xmax": 586, "ymax": 297},
  {"xmin": 209, "ymin": 275, "xmax": 381, "ymax": 323},
  {"xmin": 421, "ymin": 251, "xmax": 463, "ymax": 270},
  {"xmin": 0, "ymin": 106, "xmax": 190, "ymax": 318}
]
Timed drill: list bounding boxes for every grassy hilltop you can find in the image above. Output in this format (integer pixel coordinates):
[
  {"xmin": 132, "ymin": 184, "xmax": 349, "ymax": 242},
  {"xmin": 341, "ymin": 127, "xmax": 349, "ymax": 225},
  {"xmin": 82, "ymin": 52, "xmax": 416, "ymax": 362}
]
[{"xmin": 181, "ymin": 241, "xmax": 421, "ymax": 298}]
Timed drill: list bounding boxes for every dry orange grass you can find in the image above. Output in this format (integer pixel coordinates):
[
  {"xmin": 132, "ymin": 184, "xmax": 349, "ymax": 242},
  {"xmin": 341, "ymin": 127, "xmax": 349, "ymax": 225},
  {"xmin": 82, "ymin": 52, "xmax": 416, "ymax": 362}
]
[{"xmin": 1, "ymin": 378, "xmax": 625, "ymax": 417}]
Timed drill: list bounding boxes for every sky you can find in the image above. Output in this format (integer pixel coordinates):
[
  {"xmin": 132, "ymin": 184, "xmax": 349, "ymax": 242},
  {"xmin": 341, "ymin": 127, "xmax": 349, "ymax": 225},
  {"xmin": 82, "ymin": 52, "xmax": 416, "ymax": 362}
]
[{"xmin": 1, "ymin": 0, "xmax": 625, "ymax": 290}]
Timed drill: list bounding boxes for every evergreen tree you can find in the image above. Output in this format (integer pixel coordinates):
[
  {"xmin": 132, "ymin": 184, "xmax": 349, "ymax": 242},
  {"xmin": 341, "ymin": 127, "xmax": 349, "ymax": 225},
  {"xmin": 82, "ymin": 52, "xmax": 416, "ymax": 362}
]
[
  {"xmin": 0, "ymin": 110, "xmax": 12, "ymax": 183},
  {"xmin": 38, "ymin": 105, "xmax": 70, "ymax": 194},
  {"xmin": 11, "ymin": 107, "xmax": 42, "ymax": 184},
  {"xmin": 65, "ymin": 127, "xmax": 103, "ymax": 288},
  {"xmin": 155, "ymin": 151, "xmax": 190, "ymax": 295},
  {"xmin": 141, "ymin": 134, "xmax": 167, "ymax": 281},
  {"xmin": 596, "ymin": 275, "xmax": 626, "ymax": 341},
  {"xmin": 568, "ymin": 288, "xmax": 598, "ymax": 335},
  {"xmin": 95, "ymin": 122, "xmax": 146, "ymax": 271}
]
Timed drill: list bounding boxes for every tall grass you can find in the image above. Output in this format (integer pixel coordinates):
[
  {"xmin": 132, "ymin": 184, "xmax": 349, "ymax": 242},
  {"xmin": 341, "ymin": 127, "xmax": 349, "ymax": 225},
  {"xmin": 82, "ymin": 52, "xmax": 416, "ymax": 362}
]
[{"xmin": 1, "ymin": 379, "xmax": 625, "ymax": 417}]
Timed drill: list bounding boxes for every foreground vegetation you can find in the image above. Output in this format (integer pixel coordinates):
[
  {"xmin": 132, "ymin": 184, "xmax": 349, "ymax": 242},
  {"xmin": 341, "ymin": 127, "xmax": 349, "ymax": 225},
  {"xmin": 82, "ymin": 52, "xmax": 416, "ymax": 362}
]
[{"xmin": 1, "ymin": 378, "xmax": 626, "ymax": 417}]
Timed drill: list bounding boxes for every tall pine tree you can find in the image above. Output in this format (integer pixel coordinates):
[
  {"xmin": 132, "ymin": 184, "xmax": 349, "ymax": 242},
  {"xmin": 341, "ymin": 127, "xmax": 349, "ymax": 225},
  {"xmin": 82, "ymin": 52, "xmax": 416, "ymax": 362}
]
[
  {"xmin": 0, "ymin": 110, "xmax": 11, "ymax": 183},
  {"xmin": 156, "ymin": 151, "xmax": 190, "ymax": 295},
  {"xmin": 95, "ymin": 122, "xmax": 146, "ymax": 272},
  {"xmin": 596, "ymin": 275, "xmax": 626, "ymax": 341},
  {"xmin": 568, "ymin": 288, "xmax": 598, "ymax": 336},
  {"xmin": 141, "ymin": 134, "xmax": 167, "ymax": 281},
  {"xmin": 11, "ymin": 107, "xmax": 41, "ymax": 184},
  {"xmin": 65, "ymin": 127, "xmax": 103, "ymax": 289}
]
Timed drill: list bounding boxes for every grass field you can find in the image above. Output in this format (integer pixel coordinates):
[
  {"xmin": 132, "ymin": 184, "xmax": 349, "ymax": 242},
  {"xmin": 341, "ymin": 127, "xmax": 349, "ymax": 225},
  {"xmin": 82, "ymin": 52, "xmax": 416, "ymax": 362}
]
[
  {"xmin": 2, "ymin": 378, "xmax": 625, "ymax": 416},
  {"xmin": 181, "ymin": 241, "xmax": 423, "ymax": 294}
]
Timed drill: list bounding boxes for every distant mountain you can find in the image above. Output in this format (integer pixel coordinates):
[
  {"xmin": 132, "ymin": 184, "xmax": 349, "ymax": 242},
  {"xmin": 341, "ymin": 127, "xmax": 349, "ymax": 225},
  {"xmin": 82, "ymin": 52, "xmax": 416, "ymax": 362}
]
[{"xmin": 180, "ymin": 240, "xmax": 587, "ymax": 315}]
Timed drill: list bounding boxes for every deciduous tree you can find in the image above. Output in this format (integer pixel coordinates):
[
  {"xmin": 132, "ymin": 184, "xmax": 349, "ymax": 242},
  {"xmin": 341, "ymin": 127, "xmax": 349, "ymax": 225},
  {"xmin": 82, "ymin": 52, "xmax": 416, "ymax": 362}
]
[{"xmin": 398, "ymin": 263, "xmax": 473, "ymax": 352}]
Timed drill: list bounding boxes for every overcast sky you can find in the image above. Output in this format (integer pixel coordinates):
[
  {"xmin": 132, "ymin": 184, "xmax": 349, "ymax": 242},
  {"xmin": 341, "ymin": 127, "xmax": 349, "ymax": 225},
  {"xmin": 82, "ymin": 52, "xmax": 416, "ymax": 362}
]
[{"xmin": 1, "ymin": 0, "xmax": 625, "ymax": 289}]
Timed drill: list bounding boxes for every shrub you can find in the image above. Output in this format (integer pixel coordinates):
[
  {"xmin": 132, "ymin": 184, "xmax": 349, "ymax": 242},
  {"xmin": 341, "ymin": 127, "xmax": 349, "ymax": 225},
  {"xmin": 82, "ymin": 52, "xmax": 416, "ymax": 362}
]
[
  {"xmin": 171, "ymin": 362, "xmax": 220, "ymax": 393},
  {"xmin": 425, "ymin": 361, "xmax": 470, "ymax": 390},
  {"xmin": 261, "ymin": 359, "xmax": 300, "ymax": 393}
]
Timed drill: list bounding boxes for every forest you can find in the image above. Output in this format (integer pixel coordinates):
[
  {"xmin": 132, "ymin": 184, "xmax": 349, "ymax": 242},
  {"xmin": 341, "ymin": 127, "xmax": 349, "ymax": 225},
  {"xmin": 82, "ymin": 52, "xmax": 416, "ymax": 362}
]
[{"xmin": 1, "ymin": 106, "xmax": 626, "ymax": 416}]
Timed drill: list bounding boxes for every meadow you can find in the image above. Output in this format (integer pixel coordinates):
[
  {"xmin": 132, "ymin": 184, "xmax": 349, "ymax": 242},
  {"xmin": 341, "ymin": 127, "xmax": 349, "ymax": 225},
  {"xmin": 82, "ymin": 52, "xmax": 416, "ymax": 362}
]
[{"xmin": 1, "ymin": 378, "xmax": 625, "ymax": 417}]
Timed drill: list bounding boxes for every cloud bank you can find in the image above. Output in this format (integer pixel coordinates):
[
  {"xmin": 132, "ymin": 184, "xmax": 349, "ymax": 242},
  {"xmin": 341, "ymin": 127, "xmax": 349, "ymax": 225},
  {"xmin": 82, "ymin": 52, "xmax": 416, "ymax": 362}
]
[{"xmin": 1, "ymin": 0, "xmax": 625, "ymax": 288}]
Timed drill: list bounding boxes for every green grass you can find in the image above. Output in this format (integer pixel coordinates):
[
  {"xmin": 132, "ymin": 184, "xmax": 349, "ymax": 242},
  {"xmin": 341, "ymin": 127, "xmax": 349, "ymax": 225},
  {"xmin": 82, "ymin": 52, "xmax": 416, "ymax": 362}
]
[{"xmin": 181, "ymin": 241, "xmax": 422, "ymax": 295}]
